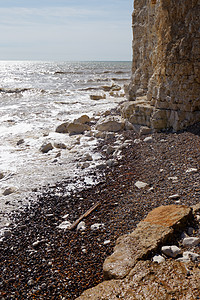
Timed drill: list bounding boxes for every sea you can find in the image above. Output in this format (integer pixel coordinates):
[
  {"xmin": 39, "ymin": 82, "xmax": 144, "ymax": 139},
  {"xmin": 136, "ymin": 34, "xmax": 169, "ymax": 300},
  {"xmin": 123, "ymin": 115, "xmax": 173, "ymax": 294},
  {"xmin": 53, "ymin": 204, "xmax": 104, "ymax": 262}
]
[{"xmin": 0, "ymin": 61, "xmax": 131, "ymax": 231}]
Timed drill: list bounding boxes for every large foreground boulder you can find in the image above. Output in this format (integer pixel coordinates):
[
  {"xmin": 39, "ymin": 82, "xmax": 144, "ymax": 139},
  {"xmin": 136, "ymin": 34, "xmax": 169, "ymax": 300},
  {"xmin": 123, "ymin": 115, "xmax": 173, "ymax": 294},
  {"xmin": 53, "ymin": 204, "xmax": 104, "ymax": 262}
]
[{"xmin": 77, "ymin": 205, "xmax": 200, "ymax": 300}]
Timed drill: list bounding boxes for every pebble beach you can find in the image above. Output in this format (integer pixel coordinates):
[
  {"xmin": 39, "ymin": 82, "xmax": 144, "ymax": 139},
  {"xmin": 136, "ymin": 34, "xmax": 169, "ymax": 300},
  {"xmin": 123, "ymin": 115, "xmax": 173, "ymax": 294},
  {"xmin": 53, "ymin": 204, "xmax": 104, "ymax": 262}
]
[{"xmin": 1, "ymin": 121, "xmax": 200, "ymax": 299}]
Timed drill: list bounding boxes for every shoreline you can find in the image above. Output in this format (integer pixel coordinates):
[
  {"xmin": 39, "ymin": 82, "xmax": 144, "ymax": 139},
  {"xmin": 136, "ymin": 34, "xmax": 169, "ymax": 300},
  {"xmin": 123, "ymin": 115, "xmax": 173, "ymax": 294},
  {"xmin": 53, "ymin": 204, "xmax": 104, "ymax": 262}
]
[{"xmin": 1, "ymin": 123, "xmax": 200, "ymax": 299}]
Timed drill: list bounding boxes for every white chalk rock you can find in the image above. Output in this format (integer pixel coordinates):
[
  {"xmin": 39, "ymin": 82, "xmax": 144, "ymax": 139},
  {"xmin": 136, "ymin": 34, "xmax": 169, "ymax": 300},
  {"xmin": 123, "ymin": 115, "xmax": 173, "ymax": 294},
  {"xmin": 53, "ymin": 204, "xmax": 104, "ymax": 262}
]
[
  {"xmin": 153, "ymin": 255, "xmax": 165, "ymax": 263},
  {"xmin": 144, "ymin": 136, "xmax": 153, "ymax": 143},
  {"xmin": 135, "ymin": 181, "xmax": 148, "ymax": 189},
  {"xmin": 103, "ymin": 240, "xmax": 111, "ymax": 245},
  {"xmin": 134, "ymin": 139, "xmax": 141, "ymax": 144},
  {"xmin": 185, "ymin": 168, "xmax": 198, "ymax": 173},
  {"xmin": 62, "ymin": 214, "xmax": 69, "ymax": 219},
  {"xmin": 168, "ymin": 194, "xmax": 180, "ymax": 200},
  {"xmin": 161, "ymin": 245, "xmax": 182, "ymax": 258},
  {"xmin": 91, "ymin": 223, "xmax": 105, "ymax": 230},
  {"xmin": 183, "ymin": 237, "xmax": 200, "ymax": 247},
  {"xmin": 58, "ymin": 221, "xmax": 72, "ymax": 230},
  {"xmin": 77, "ymin": 221, "xmax": 86, "ymax": 231},
  {"xmin": 176, "ymin": 257, "xmax": 190, "ymax": 263},
  {"xmin": 183, "ymin": 251, "xmax": 199, "ymax": 261},
  {"xmin": 168, "ymin": 176, "xmax": 178, "ymax": 181}
]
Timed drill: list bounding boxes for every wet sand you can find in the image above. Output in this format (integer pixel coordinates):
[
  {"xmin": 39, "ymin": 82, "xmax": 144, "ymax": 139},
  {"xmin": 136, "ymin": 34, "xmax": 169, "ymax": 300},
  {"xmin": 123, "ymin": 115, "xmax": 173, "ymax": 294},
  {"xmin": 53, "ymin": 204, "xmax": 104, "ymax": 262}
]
[{"xmin": 0, "ymin": 123, "xmax": 200, "ymax": 299}]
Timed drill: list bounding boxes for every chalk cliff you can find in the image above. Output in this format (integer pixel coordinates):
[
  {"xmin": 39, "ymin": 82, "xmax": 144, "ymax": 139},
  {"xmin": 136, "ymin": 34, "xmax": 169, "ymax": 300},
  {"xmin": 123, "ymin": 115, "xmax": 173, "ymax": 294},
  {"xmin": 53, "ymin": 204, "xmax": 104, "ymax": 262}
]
[{"xmin": 122, "ymin": 0, "xmax": 200, "ymax": 131}]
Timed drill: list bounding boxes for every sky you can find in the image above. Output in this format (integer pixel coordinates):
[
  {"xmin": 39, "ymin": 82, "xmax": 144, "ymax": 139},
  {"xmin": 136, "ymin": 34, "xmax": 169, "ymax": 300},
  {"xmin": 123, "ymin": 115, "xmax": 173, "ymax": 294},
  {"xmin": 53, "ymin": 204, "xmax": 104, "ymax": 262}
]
[{"xmin": 0, "ymin": 0, "xmax": 133, "ymax": 61}]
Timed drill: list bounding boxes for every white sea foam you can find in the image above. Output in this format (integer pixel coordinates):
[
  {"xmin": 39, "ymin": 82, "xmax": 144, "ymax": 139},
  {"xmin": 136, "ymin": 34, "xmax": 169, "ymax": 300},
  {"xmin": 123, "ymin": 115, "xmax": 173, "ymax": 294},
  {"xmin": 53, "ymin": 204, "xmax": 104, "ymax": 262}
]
[{"xmin": 0, "ymin": 61, "xmax": 131, "ymax": 228}]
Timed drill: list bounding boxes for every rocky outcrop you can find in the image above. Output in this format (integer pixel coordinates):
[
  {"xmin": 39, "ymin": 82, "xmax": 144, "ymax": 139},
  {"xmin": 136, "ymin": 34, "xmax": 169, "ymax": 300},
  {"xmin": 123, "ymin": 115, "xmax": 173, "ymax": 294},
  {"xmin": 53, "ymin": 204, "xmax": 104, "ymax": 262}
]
[
  {"xmin": 123, "ymin": 0, "xmax": 200, "ymax": 131},
  {"xmin": 77, "ymin": 205, "xmax": 200, "ymax": 299},
  {"xmin": 103, "ymin": 205, "xmax": 192, "ymax": 280}
]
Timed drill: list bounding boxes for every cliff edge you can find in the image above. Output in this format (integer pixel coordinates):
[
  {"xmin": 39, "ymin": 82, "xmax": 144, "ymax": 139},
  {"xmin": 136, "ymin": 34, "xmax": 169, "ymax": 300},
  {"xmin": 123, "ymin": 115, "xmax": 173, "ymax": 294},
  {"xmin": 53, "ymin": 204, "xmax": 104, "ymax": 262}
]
[{"xmin": 122, "ymin": 0, "xmax": 200, "ymax": 131}]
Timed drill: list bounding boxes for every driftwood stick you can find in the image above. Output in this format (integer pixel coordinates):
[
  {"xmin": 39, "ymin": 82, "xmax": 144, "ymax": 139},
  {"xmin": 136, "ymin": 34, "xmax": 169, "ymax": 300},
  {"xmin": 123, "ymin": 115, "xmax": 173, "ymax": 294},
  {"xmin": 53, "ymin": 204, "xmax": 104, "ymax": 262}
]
[{"xmin": 69, "ymin": 201, "xmax": 101, "ymax": 230}]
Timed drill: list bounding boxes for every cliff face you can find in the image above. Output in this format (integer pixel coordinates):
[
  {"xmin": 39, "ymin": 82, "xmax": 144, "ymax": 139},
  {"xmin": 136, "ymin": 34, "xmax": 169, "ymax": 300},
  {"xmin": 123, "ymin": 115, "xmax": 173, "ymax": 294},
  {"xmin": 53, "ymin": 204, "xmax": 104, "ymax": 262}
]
[{"xmin": 123, "ymin": 0, "xmax": 200, "ymax": 131}]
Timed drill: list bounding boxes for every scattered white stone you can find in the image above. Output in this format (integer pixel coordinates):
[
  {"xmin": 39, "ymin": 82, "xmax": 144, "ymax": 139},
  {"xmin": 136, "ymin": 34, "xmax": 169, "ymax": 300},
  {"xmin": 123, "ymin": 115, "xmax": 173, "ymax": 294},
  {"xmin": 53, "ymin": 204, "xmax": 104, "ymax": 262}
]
[
  {"xmin": 168, "ymin": 194, "xmax": 180, "ymax": 200},
  {"xmin": 40, "ymin": 142, "xmax": 53, "ymax": 153},
  {"xmin": 148, "ymin": 187, "xmax": 154, "ymax": 192},
  {"xmin": 183, "ymin": 237, "xmax": 200, "ymax": 247},
  {"xmin": 134, "ymin": 139, "xmax": 141, "ymax": 144},
  {"xmin": 77, "ymin": 221, "xmax": 86, "ymax": 231},
  {"xmin": 175, "ymin": 200, "xmax": 181, "ymax": 204},
  {"xmin": 32, "ymin": 240, "xmax": 45, "ymax": 248},
  {"xmin": 91, "ymin": 223, "xmax": 105, "ymax": 230},
  {"xmin": 103, "ymin": 240, "xmax": 111, "ymax": 245},
  {"xmin": 196, "ymin": 215, "xmax": 200, "ymax": 221},
  {"xmin": 176, "ymin": 257, "xmax": 190, "ymax": 263},
  {"xmin": 62, "ymin": 214, "xmax": 69, "ymax": 219},
  {"xmin": 186, "ymin": 168, "xmax": 198, "ymax": 173},
  {"xmin": 183, "ymin": 251, "xmax": 199, "ymax": 261},
  {"xmin": 168, "ymin": 176, "xmax": 178, "ymax": 181},
  {"xmin": 144, "ymin": 136, "xmax": 153, "ymax": 143},
  {"xmin": 58, "ymin": 221, "xmax": 72, "ymax": 230},
  {"xmin": 153, "ymin": 255, "xmax": 165, "ymax": 263},
  {"xmin": 160, "ymin": 169, "xmax": 164, "ymax": 172},
  {"xmin": 161, "ymin": 245, "xmax": 182, "ymax": 258},
  {"xmin": 135, "ymin": 181, "xmax": 148, "ymax": 189}
]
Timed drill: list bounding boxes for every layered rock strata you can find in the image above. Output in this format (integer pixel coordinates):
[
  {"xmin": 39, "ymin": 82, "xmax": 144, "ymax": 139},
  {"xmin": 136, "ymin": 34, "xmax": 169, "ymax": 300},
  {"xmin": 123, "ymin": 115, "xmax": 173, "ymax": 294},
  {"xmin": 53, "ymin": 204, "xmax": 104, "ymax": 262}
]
[
  {"xmin": 77, "ymin": 205, "xmax": 200, "ymax": 299},
  {"xmin": 122, "ymin": 0, "xmax": 200, "ymax": 131}
]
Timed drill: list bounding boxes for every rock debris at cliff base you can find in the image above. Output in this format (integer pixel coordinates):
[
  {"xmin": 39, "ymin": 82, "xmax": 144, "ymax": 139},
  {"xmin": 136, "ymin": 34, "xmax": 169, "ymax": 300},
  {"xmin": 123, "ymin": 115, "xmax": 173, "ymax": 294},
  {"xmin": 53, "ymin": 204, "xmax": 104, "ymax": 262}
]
[{"xmin": 1, "ymin": 123, "xmax": 200, "ymax": 299}]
